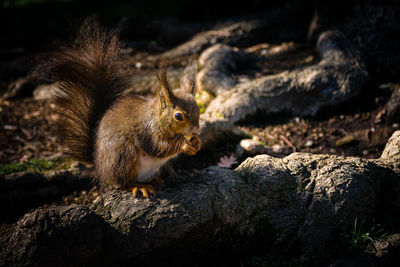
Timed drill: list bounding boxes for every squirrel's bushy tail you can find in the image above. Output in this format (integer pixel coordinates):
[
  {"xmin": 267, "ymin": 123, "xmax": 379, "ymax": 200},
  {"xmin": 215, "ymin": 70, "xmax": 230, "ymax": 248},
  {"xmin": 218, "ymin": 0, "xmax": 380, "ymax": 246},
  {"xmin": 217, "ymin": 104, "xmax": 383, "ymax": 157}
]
[{"xmin": 36, "ymin": 20, "xmax": 132, "ymax": 163}]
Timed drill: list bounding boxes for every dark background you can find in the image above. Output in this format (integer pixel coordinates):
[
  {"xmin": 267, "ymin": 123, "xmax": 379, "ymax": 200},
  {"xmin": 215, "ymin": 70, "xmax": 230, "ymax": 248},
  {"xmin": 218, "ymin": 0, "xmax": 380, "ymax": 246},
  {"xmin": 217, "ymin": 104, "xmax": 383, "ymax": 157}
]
[
  {"xmin": 1, "ymin": 0, "xmax": 399, "ymax": 77},
  {"xmin": 2, "ymin": 0, "xmax": 311, "ymax": 49}
]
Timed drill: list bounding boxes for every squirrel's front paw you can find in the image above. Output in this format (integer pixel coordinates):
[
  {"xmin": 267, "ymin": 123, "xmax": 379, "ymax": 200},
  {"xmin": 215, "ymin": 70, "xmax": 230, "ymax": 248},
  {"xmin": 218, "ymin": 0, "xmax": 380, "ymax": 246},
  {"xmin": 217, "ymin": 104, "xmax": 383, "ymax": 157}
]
[{"xmin": 181, "ymin": 135, "xmax": 201, "ymax": 155}]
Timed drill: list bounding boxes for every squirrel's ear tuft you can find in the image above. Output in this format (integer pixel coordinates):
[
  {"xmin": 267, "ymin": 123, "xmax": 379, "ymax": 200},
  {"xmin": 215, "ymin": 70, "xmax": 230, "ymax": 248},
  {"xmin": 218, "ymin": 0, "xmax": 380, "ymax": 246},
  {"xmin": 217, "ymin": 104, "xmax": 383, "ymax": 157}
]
[
  {"xmin": 155, "ymin": 60, "xmax": 173, "ymax": 106},
  {"xmin": 181, "ymin": 57, "xmax": 197, "ymax": 95}
]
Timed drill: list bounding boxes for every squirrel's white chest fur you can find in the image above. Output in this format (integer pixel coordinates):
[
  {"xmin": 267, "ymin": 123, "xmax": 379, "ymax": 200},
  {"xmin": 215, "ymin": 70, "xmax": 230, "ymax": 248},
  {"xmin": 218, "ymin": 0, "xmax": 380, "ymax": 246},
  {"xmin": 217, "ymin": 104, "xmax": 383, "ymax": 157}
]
[{"xmin": 135, "ymin": 152, "xmax": 176, "ymax": 183}]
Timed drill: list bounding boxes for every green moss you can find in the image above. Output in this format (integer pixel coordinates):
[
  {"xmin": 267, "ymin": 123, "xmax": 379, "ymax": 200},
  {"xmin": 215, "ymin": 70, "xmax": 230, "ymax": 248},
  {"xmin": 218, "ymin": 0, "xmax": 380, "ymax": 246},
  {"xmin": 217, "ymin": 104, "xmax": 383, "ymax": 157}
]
[
  {"xmin": 316, "ymin": 158, "xmax": 330, "ymax": 169},
  {"xmin": 0, "ymin": 157, "xmax": 73, "ymax": 177},
  {"xmin": 0, "ymin": 162, "xmax": 26, "ymax": 176},
  {"xmin": 197, "ymin": 102, "xmax": 207, "ymax": 114},
  {"xmin": 195, "ymin": 91, "xmax": 213, "ymax": 114}
]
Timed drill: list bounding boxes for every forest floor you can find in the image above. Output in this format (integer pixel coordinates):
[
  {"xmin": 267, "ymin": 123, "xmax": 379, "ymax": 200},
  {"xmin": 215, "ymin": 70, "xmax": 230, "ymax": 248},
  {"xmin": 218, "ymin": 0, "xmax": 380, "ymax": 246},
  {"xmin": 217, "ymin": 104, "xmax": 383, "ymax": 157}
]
[
  {"xmin": 1, "ymin": 33, "xmax": 400, "ymax": 267},
  {"xmin": 2, "ymin": 0, "xmax": 400, "ymax": 265},
  {"xmin": 0, "ymin": 43, "xmax": 399, "ymax": 207}
]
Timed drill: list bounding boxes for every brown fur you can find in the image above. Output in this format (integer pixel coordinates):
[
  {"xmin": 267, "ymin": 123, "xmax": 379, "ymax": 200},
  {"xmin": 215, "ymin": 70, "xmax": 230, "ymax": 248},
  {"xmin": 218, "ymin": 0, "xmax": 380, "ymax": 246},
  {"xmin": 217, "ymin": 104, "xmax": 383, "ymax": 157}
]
[
  {"xmin": 35, "ymin": 20, "xmax": 132, "ymax": 163},
  {"xmin": 37, "ymin": 21, "xmax": 200, "ymax": 189}
]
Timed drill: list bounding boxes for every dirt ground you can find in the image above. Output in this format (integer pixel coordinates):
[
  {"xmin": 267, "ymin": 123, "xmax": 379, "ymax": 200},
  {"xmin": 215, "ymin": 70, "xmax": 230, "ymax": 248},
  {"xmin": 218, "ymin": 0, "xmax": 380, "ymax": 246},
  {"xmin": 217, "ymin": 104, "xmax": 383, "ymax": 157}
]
[{"xmin": 0, "ymin": 43, "xmax": 399, "ymax": 206}]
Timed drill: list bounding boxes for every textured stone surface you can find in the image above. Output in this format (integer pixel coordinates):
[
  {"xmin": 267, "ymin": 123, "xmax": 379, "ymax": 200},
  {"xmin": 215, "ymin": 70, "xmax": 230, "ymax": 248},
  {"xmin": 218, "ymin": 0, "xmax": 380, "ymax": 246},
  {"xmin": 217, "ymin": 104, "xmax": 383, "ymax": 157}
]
[
  {"xmin": 236, "ymin": 139, "xmax": 273, "ymax": 156},
  {"xmin": 3, "ymin": 76, "xmax": 36, "ymax": 99},
  {"xmin": 197, "ymin": 44, "xmax": 256, "ymax": 95},
  {"xmin": 1, "ymin": 131, "xmax": 399, "ymax": 266},
  {"xmin": 381, "ymin": 130, "xmax": 400, "ymax": 160},
  {"xmin": 372, "ymin": 234, "xmax": 400, "ymax": 260},
  {"xmin": 0, "ymin": 206, "xmax": 105, "ymax": 267},
  {"xmin": 386, "ymin": 85, "xmax": 400, "ymax": 121},
  {"xmin": 0, "ymin": 162, "xmax": 90, "ymax": 223},
  {"xmin": 200, "ymin": 30, "xmax": 369, "ymax": 145}
]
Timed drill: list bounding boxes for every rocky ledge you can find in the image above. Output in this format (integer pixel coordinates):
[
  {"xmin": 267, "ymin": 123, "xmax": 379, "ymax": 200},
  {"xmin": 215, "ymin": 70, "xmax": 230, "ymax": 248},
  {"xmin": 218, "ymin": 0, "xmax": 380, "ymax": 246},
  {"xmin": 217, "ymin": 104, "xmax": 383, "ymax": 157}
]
[{"xmin": 1, "ymin": 131, "xmax": 399, "ymax": 266}]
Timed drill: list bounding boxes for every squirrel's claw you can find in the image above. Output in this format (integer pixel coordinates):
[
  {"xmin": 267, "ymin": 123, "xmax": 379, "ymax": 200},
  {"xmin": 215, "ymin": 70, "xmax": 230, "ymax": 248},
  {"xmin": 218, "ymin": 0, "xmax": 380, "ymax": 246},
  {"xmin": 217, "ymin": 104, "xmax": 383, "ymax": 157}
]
[
  {"xmin": 181, "ymin": 135, "xmax": 201, "ymax": 155},
  {"xmin": 191, "ymin": 135, "xmax": 201, "ymax": 151},
  {"xmin": 132, "ymin": 184, "xmax": 156, "ymax": 198}
]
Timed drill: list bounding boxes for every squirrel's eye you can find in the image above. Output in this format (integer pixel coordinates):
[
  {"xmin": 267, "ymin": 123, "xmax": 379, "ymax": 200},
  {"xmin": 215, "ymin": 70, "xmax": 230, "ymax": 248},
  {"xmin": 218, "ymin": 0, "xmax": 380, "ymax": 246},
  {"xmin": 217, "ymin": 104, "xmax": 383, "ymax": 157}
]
[{"xmin": 174, "ymin": 112, "xmax": 184, "ymax": 121}]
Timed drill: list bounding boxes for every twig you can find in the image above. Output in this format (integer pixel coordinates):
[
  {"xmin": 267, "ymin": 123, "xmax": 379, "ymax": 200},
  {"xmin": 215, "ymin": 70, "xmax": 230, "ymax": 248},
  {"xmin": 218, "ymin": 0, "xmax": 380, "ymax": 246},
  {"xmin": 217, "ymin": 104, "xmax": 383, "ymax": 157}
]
[{"xmin": 280, "ymin": 135, "xmax": 296, "ymax": 152}]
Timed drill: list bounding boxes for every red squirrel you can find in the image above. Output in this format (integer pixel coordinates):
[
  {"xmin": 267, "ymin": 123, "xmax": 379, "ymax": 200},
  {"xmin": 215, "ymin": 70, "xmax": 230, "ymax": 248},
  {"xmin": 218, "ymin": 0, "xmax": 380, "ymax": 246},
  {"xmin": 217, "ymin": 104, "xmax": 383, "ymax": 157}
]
[{"xmin": 38, "ymin": 21, "xmax": 201, "ymax": 197}]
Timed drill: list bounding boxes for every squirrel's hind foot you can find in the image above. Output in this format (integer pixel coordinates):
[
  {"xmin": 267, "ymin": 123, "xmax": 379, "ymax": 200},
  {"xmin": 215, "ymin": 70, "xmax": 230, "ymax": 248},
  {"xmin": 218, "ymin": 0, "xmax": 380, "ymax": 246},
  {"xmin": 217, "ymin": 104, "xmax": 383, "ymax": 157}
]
[{"xmin": 132, "ymin": 184, "xmax": 156, "ymax": 198}]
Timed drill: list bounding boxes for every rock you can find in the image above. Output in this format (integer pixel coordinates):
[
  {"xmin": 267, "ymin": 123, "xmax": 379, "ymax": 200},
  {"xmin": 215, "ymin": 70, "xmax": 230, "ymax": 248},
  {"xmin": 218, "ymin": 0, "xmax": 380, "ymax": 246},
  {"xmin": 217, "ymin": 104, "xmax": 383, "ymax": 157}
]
[
  {"xmin": 309, "ymin": 0, "xmax": 400, "ymax": 76},
  {"xmin": 239, "ymin": 139, "xmax": 270, "ymax": 154},
  {"xmin": 386, "ymin": 85, "xmax": 400, "ymax": 121},
  {"xmin": 304, "ymin": 140, "xmax": 313, "ymax": 147},
  {"xmin": 1, "ymin": 131, "xmax": 400, "ymax": 265},
  {"xmin": 380, "ymin": 130, "xmax": 400, "ymax": 160},
  {"xmin": 32, "ymin": 83, "xmax": 58, "ymax": 100},
  {"xmin": 0, "ymin": 206, "xmax": 105, "ymax": 267},
  {"xmin": 200, "ymin": 30, "xmax": 369, "ymax": 146},
  {"xmin": 271, "ymin": 144, "xmax": 293, "ymax": 155},
  {"xmin": 236, "ymin": 139, "xmax": 275, "ymax": 159},
  {"xmin": 371, "ymin": 234, "xmax": 400, "ymax": 264},
  {"xmin": 0, "ymin": 164, "xmax": 91, "ymax": 223},
  {"xmin": 197, "ymin": 44, "xmax": 256, "ymax": 95},
  {"xmin": 328, "ymin": 253, "xmax": 379, "ymax": 267},
  {"xmin": 3, "ymin": 76, "xmax": 35, "ymax": 99}
]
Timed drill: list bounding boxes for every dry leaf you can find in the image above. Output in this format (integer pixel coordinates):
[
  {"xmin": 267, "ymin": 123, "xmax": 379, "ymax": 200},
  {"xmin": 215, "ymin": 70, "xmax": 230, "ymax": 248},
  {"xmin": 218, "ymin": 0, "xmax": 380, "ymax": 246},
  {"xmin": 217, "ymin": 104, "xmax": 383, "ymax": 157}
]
[
  {"xmin": 50, "ymin": 113, "xmax": 60, "ymax": 121},
  {"xmin": 217, "ymin": 153, "xmax": 238, "ymax": 168}
]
